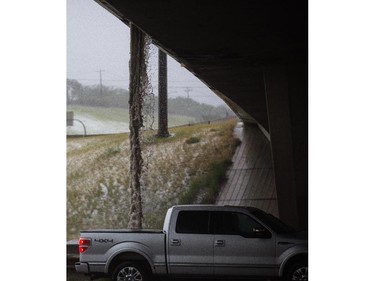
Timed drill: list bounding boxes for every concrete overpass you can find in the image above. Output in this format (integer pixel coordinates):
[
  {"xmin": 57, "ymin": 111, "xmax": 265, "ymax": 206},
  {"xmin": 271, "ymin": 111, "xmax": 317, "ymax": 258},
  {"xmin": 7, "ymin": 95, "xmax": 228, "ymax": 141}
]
[{"xmin": 94, "ymin": 0, "xmax": 308, "ymax": 231}]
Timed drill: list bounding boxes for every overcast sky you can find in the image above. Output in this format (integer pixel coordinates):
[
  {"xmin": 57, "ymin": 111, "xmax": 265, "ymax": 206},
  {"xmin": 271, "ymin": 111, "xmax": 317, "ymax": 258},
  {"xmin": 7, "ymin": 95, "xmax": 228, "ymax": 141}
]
[{"xmin": 67, "ymin": 0, "xmax": 225, "ymax": 106}]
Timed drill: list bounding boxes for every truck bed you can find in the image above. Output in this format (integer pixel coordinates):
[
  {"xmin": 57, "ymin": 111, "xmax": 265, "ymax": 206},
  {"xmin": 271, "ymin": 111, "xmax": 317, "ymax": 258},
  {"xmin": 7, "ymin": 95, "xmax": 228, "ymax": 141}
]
[{"xmin": 80, "ymin": 229, "xmax": 163, "ymax": 234}]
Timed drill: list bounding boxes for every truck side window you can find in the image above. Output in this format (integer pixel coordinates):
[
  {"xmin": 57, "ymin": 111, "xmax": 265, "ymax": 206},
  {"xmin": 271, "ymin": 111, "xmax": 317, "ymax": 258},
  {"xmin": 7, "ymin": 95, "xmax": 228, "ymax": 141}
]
[
  {"xmin": 176, "ymin": 211, "xmax": 210, "ymax": 234},
  {"xmin": 214, "ymin": 211, "xmax": 265, "ymax": 238}
]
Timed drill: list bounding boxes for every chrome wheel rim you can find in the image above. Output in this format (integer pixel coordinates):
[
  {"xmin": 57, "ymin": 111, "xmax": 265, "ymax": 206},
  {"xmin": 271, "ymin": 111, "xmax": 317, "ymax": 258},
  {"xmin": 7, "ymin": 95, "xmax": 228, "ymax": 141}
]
[
  {"xmin": 292, "ymin": 266, "xmax": 308, "ymax": 281},
  {"xmin": 117, "ymin": 266, "xmax": 143, "ymax": 281}
]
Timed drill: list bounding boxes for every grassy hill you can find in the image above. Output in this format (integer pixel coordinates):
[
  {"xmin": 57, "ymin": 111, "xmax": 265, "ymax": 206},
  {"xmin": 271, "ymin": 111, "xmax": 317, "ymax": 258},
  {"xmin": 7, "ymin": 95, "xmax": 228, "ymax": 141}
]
[
  {"xmin": 67, "ymin": 105, "xmax": 196, "ymax": 135},
  {"xmin": 67, "ymin": 118, "xmax": 240, "ymax": 240}
]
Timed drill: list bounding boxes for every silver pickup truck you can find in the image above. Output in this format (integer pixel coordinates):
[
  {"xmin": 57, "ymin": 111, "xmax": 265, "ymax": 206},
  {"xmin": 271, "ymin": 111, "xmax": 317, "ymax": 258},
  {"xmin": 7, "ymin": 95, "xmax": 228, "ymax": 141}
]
[{"xmin": 75, "ymin": 205, "xmax": 308, "ymax": 281}]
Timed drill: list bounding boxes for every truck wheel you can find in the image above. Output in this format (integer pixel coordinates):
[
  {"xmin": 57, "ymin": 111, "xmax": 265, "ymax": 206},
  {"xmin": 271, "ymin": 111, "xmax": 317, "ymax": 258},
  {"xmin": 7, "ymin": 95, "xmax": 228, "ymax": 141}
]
[
  {"xmin": 286, "ymin": 260, "xmax": 308, "ymax": 281},
  {"xmin": 112, "ymin": 262, "xmax": 151, "ymax": 281}
]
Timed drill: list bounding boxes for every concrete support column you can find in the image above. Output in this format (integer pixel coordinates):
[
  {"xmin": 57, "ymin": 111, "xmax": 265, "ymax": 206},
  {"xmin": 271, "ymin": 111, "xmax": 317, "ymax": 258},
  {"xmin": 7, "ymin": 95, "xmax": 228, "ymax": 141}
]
[
  {"xmin": 263, "ymin": 64, "xmax": 308, "ymax": 231},
  {"xmin": 157, "ymin": 49, "xmax": 170, "ymax": 137}
]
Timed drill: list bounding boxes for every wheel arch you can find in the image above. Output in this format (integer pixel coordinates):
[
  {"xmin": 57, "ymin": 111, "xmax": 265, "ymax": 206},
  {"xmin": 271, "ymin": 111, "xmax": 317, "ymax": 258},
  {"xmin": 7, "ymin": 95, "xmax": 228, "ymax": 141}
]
[
  {"xmin": 107, "ymin": 251, "xmax": 153, "ymax": 275},
  {"xmin": 279, "ymin": 253, "xmax": 308, "ymax": 278}
]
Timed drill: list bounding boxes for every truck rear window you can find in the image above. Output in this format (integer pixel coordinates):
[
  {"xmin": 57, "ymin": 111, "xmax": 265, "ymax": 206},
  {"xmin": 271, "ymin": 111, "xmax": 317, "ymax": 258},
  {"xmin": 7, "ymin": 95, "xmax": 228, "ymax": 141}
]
[{"xmin": 175, "ymin": 211, "xmax": 210, "ymax": 234}]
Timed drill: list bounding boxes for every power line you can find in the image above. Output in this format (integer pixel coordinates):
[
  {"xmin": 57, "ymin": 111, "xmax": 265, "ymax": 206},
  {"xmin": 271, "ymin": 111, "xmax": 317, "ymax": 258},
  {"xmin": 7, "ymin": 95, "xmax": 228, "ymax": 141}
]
[
  {"xmin": 67, "ymin": 78, "xmax": 128, "ymax": 82},
  {"xmin": 68, "ymin": 77, "xmax": 209, "ymax": 85},
  {"xmin": 67, "ymin": 78, "xmax": 211, "ymax": 89},
  {"xmin": 105, "ymin": 70, "xmax": 127, "ymax": 79},
  {"xmin": 67, "ymin": 71, "xmax": 99, "ymax": 76}
]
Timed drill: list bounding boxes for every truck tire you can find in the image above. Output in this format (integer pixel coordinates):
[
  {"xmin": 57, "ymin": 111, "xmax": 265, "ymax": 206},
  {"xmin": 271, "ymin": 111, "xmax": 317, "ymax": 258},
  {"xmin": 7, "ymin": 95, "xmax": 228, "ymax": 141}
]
[
  {"xmin": 285, "ymin": 260, "xmax": 308, "ymax": 281},
  {"xmin": 112, "ymin": 262, "xmax": 152, "ymax": 281}
]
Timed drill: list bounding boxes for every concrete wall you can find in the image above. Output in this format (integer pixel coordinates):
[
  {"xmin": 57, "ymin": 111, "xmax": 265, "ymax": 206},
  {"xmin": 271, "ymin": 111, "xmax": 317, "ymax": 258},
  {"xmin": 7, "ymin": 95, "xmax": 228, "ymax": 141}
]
[{"xmin": 216, "ymin": 123, "xmax": 278, "ymax": 218}]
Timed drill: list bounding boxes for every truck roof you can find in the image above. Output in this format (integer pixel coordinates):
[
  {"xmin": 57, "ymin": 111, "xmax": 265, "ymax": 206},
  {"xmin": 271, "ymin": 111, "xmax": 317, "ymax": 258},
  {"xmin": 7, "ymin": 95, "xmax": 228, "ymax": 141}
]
[{"xmin": 170, "ymin": 205, "xmax": 262, "ymax": 213}]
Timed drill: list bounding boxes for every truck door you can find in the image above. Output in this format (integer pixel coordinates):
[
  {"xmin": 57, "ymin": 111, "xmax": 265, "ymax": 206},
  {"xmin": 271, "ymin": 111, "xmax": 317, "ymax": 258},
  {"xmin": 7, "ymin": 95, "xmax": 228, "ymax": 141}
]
[
  {"xmin": 212, "ymin": 211, "xmax": 277, "ymax": 277},
  {"xmin": 167, "ymin": 210, "xmax": 214, "ymax": 276}
]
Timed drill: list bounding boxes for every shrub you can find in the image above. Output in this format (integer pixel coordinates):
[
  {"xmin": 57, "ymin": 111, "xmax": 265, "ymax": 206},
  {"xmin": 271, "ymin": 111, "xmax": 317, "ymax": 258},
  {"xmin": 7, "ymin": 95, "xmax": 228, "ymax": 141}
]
[
  {"xmin": 185, "ymin": 136, "xmax": 200, "ymax": 144},
  {"xmin": 179, "ymin": 159, "xmax": 233, "ymax": 204}
]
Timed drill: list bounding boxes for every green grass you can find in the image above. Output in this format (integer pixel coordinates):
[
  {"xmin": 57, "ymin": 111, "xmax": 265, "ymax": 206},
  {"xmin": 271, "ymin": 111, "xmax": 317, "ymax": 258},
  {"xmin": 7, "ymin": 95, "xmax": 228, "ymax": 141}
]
[
  {"xmin": 66, "ymin": 119, "xmax": 240, "ymax": 281},
  {"xmin": 67, "ymin": 118, "xmax": 239, "ymax": 240},
  {"xmin": 185, "ymin": 136, "xmax": 201, "ymax": 144},
  {"xmin": 178, "ymin": 121, "xmax": 241, "ymax": 204},
  {"xmin": 178, "ymin": 160, "xmax": 232, "ymax": 204}
]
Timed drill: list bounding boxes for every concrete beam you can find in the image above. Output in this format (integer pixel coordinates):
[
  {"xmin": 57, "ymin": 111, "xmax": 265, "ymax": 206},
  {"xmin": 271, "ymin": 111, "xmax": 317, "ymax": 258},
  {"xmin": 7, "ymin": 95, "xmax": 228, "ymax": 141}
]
[{"xmin": 263, "ymin": 64, "xmax": 308, "ymax": 231}]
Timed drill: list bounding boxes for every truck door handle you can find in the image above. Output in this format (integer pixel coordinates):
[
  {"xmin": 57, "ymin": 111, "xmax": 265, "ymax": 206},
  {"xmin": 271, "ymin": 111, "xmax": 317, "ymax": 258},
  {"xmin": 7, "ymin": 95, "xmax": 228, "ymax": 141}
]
[
  {"xmin": 215, "ymin": 240, "xmax": 225, "ymax": 247},
  {"xmin": 171, "ymin": 239, "xmax": 181, "ymax": 246}
]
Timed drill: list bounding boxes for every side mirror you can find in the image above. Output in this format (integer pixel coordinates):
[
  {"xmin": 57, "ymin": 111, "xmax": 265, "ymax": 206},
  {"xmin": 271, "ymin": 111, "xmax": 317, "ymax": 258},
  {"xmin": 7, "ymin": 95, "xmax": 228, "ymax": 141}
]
[{"xmin": 253, "ymin": 227, "xmax": 271, "ymax": 238}]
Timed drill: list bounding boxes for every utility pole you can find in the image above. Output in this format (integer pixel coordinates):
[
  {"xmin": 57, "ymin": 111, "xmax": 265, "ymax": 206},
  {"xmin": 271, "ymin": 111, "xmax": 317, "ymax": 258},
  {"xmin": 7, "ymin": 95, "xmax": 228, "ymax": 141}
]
[
  {"xmin": 157, "ymin": 49, "xmax": 170, "ymax": 137},
  {"xmin": 97, "ymin": 69, "xmax": 105, "ymax": 106},
  {"xmin": 97, "ymin": 69, "xmax": 104, "ymax": 98},
  {"xmin": 184, "ymin": 87, "xmax": 192, "ymax": 99}
]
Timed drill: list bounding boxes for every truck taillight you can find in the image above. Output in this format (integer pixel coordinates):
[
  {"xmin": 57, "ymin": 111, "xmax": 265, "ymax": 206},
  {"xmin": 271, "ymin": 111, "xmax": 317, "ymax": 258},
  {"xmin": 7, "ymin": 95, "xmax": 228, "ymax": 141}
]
[{"xmin": 79, "ymin": 238, "xmax": 91, "ymax": 253}]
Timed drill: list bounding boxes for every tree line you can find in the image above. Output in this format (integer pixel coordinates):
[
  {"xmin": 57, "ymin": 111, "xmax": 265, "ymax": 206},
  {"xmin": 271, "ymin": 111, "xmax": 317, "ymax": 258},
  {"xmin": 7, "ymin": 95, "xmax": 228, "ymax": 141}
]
[
  {"xmin": 67, "ymin": 79, "xmax": 234, "ymax": 121},
  {"xmin": 67, "ymin": 79, "xmax": 129, "ymax": 108}
]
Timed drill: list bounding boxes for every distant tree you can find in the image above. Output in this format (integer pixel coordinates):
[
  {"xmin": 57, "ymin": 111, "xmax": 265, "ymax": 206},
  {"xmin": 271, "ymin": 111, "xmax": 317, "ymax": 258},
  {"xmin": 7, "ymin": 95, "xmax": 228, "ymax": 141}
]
[
  {"xmin": 66, "ymin": 79, "xmax": 234, "ymax": 122},
  {"xmin": 66, "ymin": 79, "xmax": 129, "ymax": 108},
  {"xmin": 67, "ymin": 79, "xmax": 83, "ymax": 104},
  {"xmin": 167, "ymin": 96, "xmax": 234, "ymax": 121}
]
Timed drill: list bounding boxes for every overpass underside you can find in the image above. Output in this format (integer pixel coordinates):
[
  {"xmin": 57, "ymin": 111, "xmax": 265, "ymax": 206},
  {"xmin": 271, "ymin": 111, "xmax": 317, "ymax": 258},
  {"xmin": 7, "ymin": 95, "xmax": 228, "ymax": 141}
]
[{"xmin": 94, "ymin": 0, "xmax": 308, "ymax": 231}]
